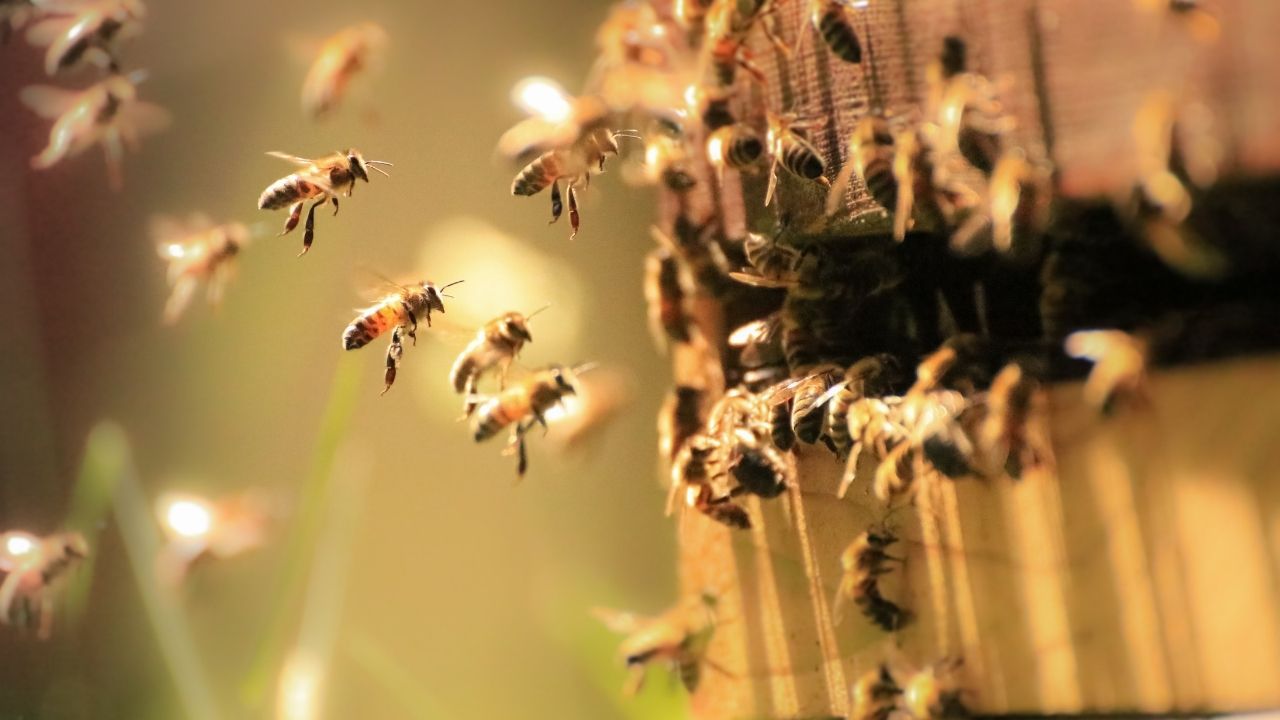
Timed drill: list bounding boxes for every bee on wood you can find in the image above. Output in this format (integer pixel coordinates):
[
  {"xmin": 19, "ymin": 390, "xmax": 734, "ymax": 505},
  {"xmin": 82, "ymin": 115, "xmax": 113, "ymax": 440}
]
[
  {"xmin": 1064, "ymin": 330, "xmax": 1150, "ymax": 414},
  {"xmin": 668, "ymin": 433, "xmax": 752, "ymax": 529},
  {"xmin": 978, "ymin": 362, "xmax": 1048, "ymax": 480},
  {"xmin": 800, "ymin": 0, "xmax": 864, "ymax": 64},
  {"xmin": 765, "ymin": 112, "xmax": 829, "ymax": 206},
  {"xmin": 724, "ymin": 426, "xmax": 792, "ymax": 500},
  {"xmin": 822, "ymin": 354, "xmax": 903, "ymax": 457},
  {"xmin": 1, "ymin": 0, "xmax": 37, "ymax": 45},
  {"xmin": 658, "ymin": 384, "xmax": 706, "ymax": 463},
  {"xmin": 343, "ymin": 278, "xmax": 462, "ymax": 395},
  {"xmin": 25, "ymin": 0, "xmax": 144, "ymax": 76},
  {"xmin": 706, "ymin": 123, "xmax": 765, "ymax": 180},
  {"xmin": 838, "ymin": 396, "xmax": 904, "ymax": 498},
  {"xmin": 152, "ymin": 213, "xmax": 250, "ymax": 325},
  {"xmin": 850, "ymin": 664, "xmax": 903, "ymax": 720},
  {"xmin": 257, "ymin": 148, "xmax": 391, "ymax": 256},
  {"xmin": 645, "ymin": 244, "xmax": 695, "ymax": 352},
  {"xmin": 903, "ymin": 658, "xmax": 968, "ymax": 720},
  {"xmin": 21, "ymin": 71, "xmax": 169, "ymax": 189},
  {"xmin": 833, "ymin": 529, "xmax": 901, "ymax": 626},
  {"xmin": 301, "ymin": 21, "xmax": 388, "ymax": 120},
  {"xmin": 471, "ymin": 365, "xmax": 583, "ymax": 477},
  {"xmin": 593, "ymin": 593, "xmax": 725, "ymax": 695},
  {"xmin": 827, "ymin": 114, "xmax": 895, "ymax": 216},
  {"xmin": 0, "ymin": 531, "xmax": 88, "ymax": 639},
  {"xmin": 512, "ymin": 126, "xmax": 636, "ymax": 239},
  {"xmin": 449, "ymin": 308, "xmax": 542, "ymax": 416}
]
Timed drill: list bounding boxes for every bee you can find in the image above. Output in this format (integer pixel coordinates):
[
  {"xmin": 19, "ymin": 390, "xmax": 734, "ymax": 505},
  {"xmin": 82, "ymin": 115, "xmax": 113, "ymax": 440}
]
[
  {"xmin": 257, "ymin": 148, "xmax": 392, "ymax": 256},
  {"xmin": 908, "ymin": 334, "xmax": 989, "ymax": 397},
  {"xmin": 645, "ymin": 245, "xmax": 696, "ymax": 352},
  {"xmin": 658, "ymin": 384, "xmax": 706, "ymax": 463},
  {"xmin": 643, "ymin": 134, "xmax": 698, "ymax": 193},
  {"xmin": 938, "ymin": 72, "xmax": 1010, "ymax": 175},
  {"xmin": 827, "ymin": 114, "xmax": 895, "ymax": 216},
  {"xmin": 730, "ymin": 230, "xmax": 806, "ymax": 287},
  {"xmin": 770, "ymin": 363, "xmax": 843, "ymax": 446},
  {"xmin": 891, "ymin": 125, "xmax": 972, "ymax": 242},
  {"xmin": 802, "ymin": 0, "xmax": 864, "ymax": 64},
  {"xmin": 301, "ymin": 21, "xmax": 388, "ymax": 120},
  {"xmin": 899, "ymin": 387, "xmax": 975, "ymax": 482},
  {"xmin": 833, "ymin": 529, "xmax": 909, "ymax": 631},
  {"xmin": 838, "ymin": 396, "xmax": 904, "ymax": 498},
  {"xmin": 21, "ymin": 71, "xmax": 169, "ymax": 189},
  {"xmin": 729, "ymin": 314, "xmax": 787, "ymax": 388},
  {"xmin": 1064, "ymin": 330, "xmax": 1150, "ymax": 414},
  {"xmin": 950, "ymin": 148, "xmax": 1050, "ymax": 255},
  {"xmin": 153, "ymin": 214, "xmax": 250, "ymax": 325},
  {"xmin": 725, "ymin": 427, "xmax": 792, "ymax": 499},
  {"xmin": 449, "ymin": 308, "xmax": 541, "ymax": 416},
  {"xmin": 1, "ymin": 0, "xmax": 37, "ymax": 44},
  {"xmin": 765, "ymin": 112, "xmax": 829, "ymax": 206},
  {"xmin": 471, "ymin": 365, "xmax": 582, "ymax": 477},
  {"xmin": 668, "ymin": 434, "xmax": 752, "ymax": 529},
  {"xmin": 822, "ymin": 354, "xmax": 902, "ymax": 456},
  {"xmin": 24, "ymin": 0, "xmax": 145, "ymax": 76},
  {"xmin": 703, "ymin": 0, "xmax": 784, "ymax": 87},
  {"xmin": 343, "ymin": 278, "xmax": 462, "ymax": 395},
  {"xmin": 154, "ymin": 490, "xmax": 272, "ymax": 587},
  {"xmin": 850, "ymin": 665, "xmax": 903, "ymax": 720},
  {"xmin": 903, "ymin": 658, "xmax": 968, "ymax": 720},
  {"xmin": 706, "ymin": 123, "xmax": 765, "ymax": 180},
  {"xmin": 511, "ymin": 127, "xmax": 635, "ymax": 239},
  {"xmin": 0, "ymin": 531, "xmax": 88, "ymax": 639},
  {"xmin": 593, "ymin": 593, "xmax": 724, "ymax": 695},
  {"xmin": 978, "ymin": 362, "xmax": 1047, "ymax": 480}
]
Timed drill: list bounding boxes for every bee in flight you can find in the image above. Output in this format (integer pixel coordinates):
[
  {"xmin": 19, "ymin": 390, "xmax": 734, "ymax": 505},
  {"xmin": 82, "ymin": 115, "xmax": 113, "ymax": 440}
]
[
  {"xmin": 21, "ymin": 70, "xmax": 169, "ymax": 189},
  {"xmin": 449, "ymin": 307, "xmax": 545, "ymax": 416},
  {"xmin": 24, "ymin": 0, "xmax": 145, "ymax": 76},
  {"xmin": 511, "ymin": 127, "xmax": 636, "ymax": 239},
  {"xmin": 154, "ymin": 490, "xmax": 272, "ymax": 587},
  {"xmin": 0, "ymin": 530, "xmax": 88, "ymax": 639},
  {"xmin": 256, "ymin": 148, "xmax": 391, "ymax": 255},
  {"xmin": 470, "ymin": 364, "xmax": 585, "ymax": 477},
  {"xmin": 301, "ymin": 21, "xmax": 388, "ymax": 120},
  {"xmin": 592, "ymin": 593, "xmax": 726, "ymax": 695},
  {"xmin": 343, "ymin": 278, "xmax": 462, "ymax": 395},
  {"xmin": 152, "ymin": 213, "xmax": 250, "ymax": 325}
]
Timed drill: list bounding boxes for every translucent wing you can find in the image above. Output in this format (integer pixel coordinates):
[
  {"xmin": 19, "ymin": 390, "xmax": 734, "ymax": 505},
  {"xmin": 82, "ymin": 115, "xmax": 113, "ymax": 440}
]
[
  {"xmin": 265, "ymin": 151, "xmax": 315, "ymax": 167},
  {"xmin": 591, "ymin": 606, "xmax": 647, "ymax": 635},
  {"xmin": 728, "ymin": 270, "xmax": 793, "ymax": 289},
  {"xmin": 23, "ymin": 15, "xmax": 71, "ymax": 48},
  {"xmin": 19, "ymin": 84, "xmax": 81, "ymax": 119},
  {"xmin": 117, "ymin": 100, "xmax": 171, "ymax": 145}
]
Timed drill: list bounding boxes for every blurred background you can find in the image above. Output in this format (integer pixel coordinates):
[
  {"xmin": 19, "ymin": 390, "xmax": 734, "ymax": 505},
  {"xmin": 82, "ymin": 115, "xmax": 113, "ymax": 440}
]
[{"xmin": 0, "ymin": 1, "xmax": 685, "ymax": 717}]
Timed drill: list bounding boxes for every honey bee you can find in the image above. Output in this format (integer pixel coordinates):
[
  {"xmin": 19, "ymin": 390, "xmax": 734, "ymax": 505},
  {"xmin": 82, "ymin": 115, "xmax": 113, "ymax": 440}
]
[
  {"xmin": 725, "ymin": 425, "xmax": 792, "ymax": 500},
  {"xmin": 343, "ymin": 278, "xmax": 462, "ymax": 395},
  {"xmin": 1064, "ymin": 330, "xmax": 1150, "ymax": 414},
  {"xmin": 850, "ymin": 665, "xmax": 903, "ymax": 720},
  {"xmin": 801, "ymin": 0, "xmax": 865, "ymax": 64},
  {"xmin": 645, "ymin": 245, "xmax": 695, "ymax": 352},
  {"xmin": 593, "ymin": 593, "xmax": 723, "ymax": 695},
  {"xmin": 822, "ymin": 354, "xmax": 902, "ymax": 456},
  {"xmin": 702, "ymin": 0, "xmax": 784, "ymax": 87},
  {"xmin": 511, "ymin": 127, "xmax": 636, "ymax": 239},
  {"xmin": 24, "ymin": 0, "xmax": 144, "ymax": 76},
  {"xmin": 899, "ymin": 387, "xmax": 976, "ymax": 481},
  {"xmin": 301, "ymin": 21, "xmax": 388, "ymax": 120},
  {"xmin": 729, "ymin": 314, "xmax": 787, "ymax": 388},
  {"xmin": 154, "ymin": 490, "xmax": 272, "ymax": 587},
  {"xmin": 731, "ymin": 230, "xmax": 806, "ymax": 287},
  {"xmin": 950, "ymin": 147, "xmax": 1050, "ymax": 255},
  {"xmin": 765, "ymin": 112, "xmax": 829, "ymax": 206},
  {"xmin": 658, "ymin": 384, "xmax": 706, "ymax": 463},
  {"xmin": 1, "ymin": 0, "xmax": 36, "ymax": 44},
  {"xmin": 706, "ymin": 123, "xmax": 765, "ymax": 180},
  {"xmin": 449, "ymin": 308, "xmax": 541, "ymax": 416},
  {"xmin": 938, "ymin": 72, "xmax": 1011, "ymax": 175},
  {"xmin": 827, "ymin": 114, "xmax": 895, "ymax": 217},
  {"xmin": 668, "ymin": 433, "xmax": 751, "ymax": 529},
  {"xmin": 471, "ymin": 365, "xmax": 582, "ymax": 477},
  {"xmin": 0, "ymin": 530, "xmax": 88, "ymax": 639},
  {"xmin": 833, "ymin": 530, "xmax": 908, "ymax": 631},
  {"xmin": 978, "ymin": 362, "xmax": 1047, "ymax": 480},
  {"xmin": 891, "ymin": 125, "xmax": 975, "ymax": 242},
  {"xmin": 903, "ymin": 658, "xmax": 968, "ymax": 720},
  {"xmin": 781, "ymin": 363, "xmax": 843, "ymax": 446},
  {"xmin": 838, "ymin": 396, "xmax": 904, "ymax": 498},
  {"xmin": 21, "ymin": 71, "xmax": 169, "ymax": 189},
  {"xmin": 642, "ymin": 134, "xmax": 697, "ymax": 192},
  {"xmin": 153, "ymin": 214, "xmax": 250, "ymax": 325},
  {"xmin": 257, "ymin": 149, "xmax": 392, "ymax": 256}
]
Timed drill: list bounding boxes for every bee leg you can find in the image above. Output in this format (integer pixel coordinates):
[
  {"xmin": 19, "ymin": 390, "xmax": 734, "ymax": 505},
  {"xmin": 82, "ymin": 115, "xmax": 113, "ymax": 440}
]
[
  {"xmin": 281, "ymin": 202, "xmax": 303, "ymax": 236},
  {"xmin": 568, "ymin": 185, "xmax": 581, "ymax": 239},
  {"xmin": 299, "ymin": 199, "xmax": 322, "ymax": 256},
  {"xmin": 381, "ymin": 328, "xmax": 404, "ymax": 395},
  {"xmin": 548, "ymin": 181, "xmax": 563, "ymax": 224},
  {"xmin": 402, "ymin": 302, "xmax": 419, "ymax": 341},
  {"xmin": 331, "ymin": 195, "xmax": 340, "ymax": 216}
]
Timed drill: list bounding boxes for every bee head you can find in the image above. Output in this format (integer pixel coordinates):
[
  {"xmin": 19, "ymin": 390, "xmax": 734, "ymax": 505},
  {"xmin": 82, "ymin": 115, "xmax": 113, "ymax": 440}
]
[
  {"xmin": 501, "ymin": 313, "xmax": 533, "ymax": 343},
  {"xmin": 61, "ymin": 533, "xmax": 89, "ymax": 560},
  {"xmin": 423, "ymin": 279, "xmax": 464, "ymax": 314},
  {"xmin": 346, "ymin": 150, "xmax": 370, "ymax": 183},
  {"xmin": 549, "ymin": 366, "xmax": 577, "ymax": 395}
]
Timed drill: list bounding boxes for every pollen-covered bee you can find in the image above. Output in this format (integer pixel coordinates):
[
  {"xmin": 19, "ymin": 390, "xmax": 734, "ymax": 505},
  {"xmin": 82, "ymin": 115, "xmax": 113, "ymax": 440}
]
[
  {"xmin": 802, "ymin": 0, "xmax": 864, "ymax": 64},
  {"xmin": 471, "ymin": 365, "xmax": 582, "ymax": 477},
  {"xmin": 21, "ymin": 71, "xmax": 169, "ymax": 189},
  {"xmin": 257, "ymin": 148, "xmax": 392, "ymax": 255},
  {"xmin": 827, "ymin": 114, "xmax": 895, "ymax": 216},
  {"xmin": 25, "ymin": 0, "xmax": 145, "ymax": 76},
  {"xmin": 0, "ymin": 530, "xmax": 88, "ymax": 639},
  {"xmin": 343, "ymin": 278, "xmax": 461, "ymax": 395},
  {"xmin": 301, "ymin": 21, "xmax": 388, "ymax": 120},
  {"xmin": 1064, "ymin": 330, "xmax": 1150, "ymax": 414},
  {"xmin": 822, "ymin": 354, "xmax": 902, "ymax": 456},
  {"xmin": 765, "ymin": 112, "xmax": 829, "ymax": 206},
  {"xmin": 903, "ymin": 658, "xmax": 968, "ymax": 720},
  {"xmin": 706, "ymin": 123, "xmax": 765, "ymax": 180},
  {"xmin": 449, "ymin": 309, "xmax": 541, "ymax": 416},
  {"xmin": 593, "ymin": 593, "xmax": 723, "ymax": 695},
  {"xmin": 850, "ymin": 664, "xmax": 903, "ymax": 720},
  {"xmin": 153, "ymin": 213, "xmax": 250, "ymax": 325}
]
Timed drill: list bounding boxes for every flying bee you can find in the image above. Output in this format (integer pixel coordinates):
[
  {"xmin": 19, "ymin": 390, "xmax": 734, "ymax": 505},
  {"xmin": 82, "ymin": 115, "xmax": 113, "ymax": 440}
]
[
  {"xmin": 645, "ymin": 245, "xmax": 695, "ymax": 352},
  {"xmin": 343, "ymin": 278, "xmax": 462, "ymax": 395},
  {"xmin": 1, "ymin": 0, "xmax": 37, "ymax": 44},
  {"xmin": 765, "ymin": 112, "xmax": 829, "ymax": 206},
  {"xmin": 257, "ymin": 148, "xmax": 391, "ymax": 256},
  {"xmin": 21, "ymin": 71, "xmax": 169, "ymax": 190},
  {"xmin": 593, "ymin": 593, "xmax": 725, "ymax": 695},
  {"xmin": 0, "ymin": 530, "xmax": 88, "ymax": 639},
  {"xmin": 152, "ymin": 213, "xmax": 250, "ymax": 325},
  {"xmin": 903, "ymin": 658, "xmax": 968, "ymax": 720},
  {"xmin": 301, "ymin": 21, "xmax": 388, "ymax": 120},
  {"xmin": 154, "ymin": 490, "xmax": 273, "ymax": 587},
  {"xmin": 25, "ymin": 0, "xmax": 145, "ymax": 76},
  {"xmin": 978, "ymin": 362, "xmax": 1047, "ymax": 480},
  {"xmin": 658, "ymin": 384, "xmax": 706, "ymax": 463},
  {"xmin": 821, "ymin": 354, "xmax": 902, "ymax": 457},
  {"xmin": 1064, "ymin": 330, "xmax": 1150, "ymax": 414},
  {"xmin": 706, "ymin": 123, "xmax": 765, "ymax": 180},
  {"xmin": 449, "ymin": 307, "xmax": 543, "ymax": 416},
  {"xmin": 827, "ymin": 114, "xmax": 895, "ymax": 216},
  {"xmin": 950, "ymin": 147, "xmax": 1050, "ymax": 255},
  {"xmin": 512, "ymin": 127, "xmax": 636, "ymax": 239},
  {"xmin": 833, "ymin": 529, "xmax": 901, "ymax": 626},
  {"xmin": 938, "ymin": 72, "xmax": 1011, "ymax": 175},
  {"xmin": 471, "ymin": 364, "xmax": 583, "ymax": 478},
  {"xmin": 850, "ymin": 665, "xmax": 903, "ymax": 720},
  {"xmin": 800, "ymin": 0, "xmax": 865, "ymax": 64},
  {"xmin": 890, "ymin": 125, "xmax": 977, "ymax": 242},
  {"xmin": 907, "ymin": 334, "xmax": 989, "ymax": 397}
]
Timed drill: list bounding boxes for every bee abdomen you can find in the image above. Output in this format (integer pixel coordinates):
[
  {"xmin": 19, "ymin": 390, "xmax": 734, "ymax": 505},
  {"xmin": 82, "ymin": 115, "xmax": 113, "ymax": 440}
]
[
  {"xmin": 782, "ymin": 139, "xmax": 825, "ymax": 180},
  {"xmin": 258, "ymin": 176, "xmax": 309, "ymax": 210},
  {"xmin": 862, "ymin": 159, "xmax": 898, "ymax": 210},
  {"xmin": 511, "ymin": 152, "xmax": 561, "ymax": 196},
  {"xmin": 726, "ymin": 132, "xmax": 764, "ymax": 168},
  {"xmin": 706, "ymin": 503, "xmax": 752, "ymax": 529},
  {"xmin": 472, "ymin": 403, "xmax": 512, "ymax": 442},
  {"xmin": 819, "ymin": 7, "xmax": 862, "ymax": 63},
  {"xmin": 449, "ymin": 352, "xmax": 479, "ymax": 393},
  {"xmin": 771, "ymin": 400, "xmax": 796, "ymax": 451},
  {"xmin": 342, "ymin": 306, "xmax": 396, "ymax": 350}
]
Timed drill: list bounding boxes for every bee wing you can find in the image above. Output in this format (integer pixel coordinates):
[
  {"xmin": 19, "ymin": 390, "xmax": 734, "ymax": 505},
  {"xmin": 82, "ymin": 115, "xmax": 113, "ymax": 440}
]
[
  {"xmin": 728, "ymin": 315, "xmax": 781, "ymax": 347},
  {"xmin": 266, "ymin": 151, "xmax": 315, "ymax": 167},
  {"xmin": 162, "ymin": 275, "xmax": 199, "ymax": 325},
  {"xmin": 591, "ymin": 606, "xmax": 646, "ymax": 635},
  {"xmin": 728, "ymin": 271, "xmax": 793, "ymax": 289},
  {"xmin": 19, "ymin": 84, "xmax": 81, "ymax": 119},
  {"xmin": 117, "ymin": 100, "xmax": 171, "ymax": 144},
  {"xmin": 760, "ymin": 377, "xmax": 809, "ymax": 405},
  {"xmin": 23, "ymin": 14, "xmax": 71, "ymax": 48},
  {"xmin": 496, "ymin": 116, "xmax": 579, "ymax": 164}
]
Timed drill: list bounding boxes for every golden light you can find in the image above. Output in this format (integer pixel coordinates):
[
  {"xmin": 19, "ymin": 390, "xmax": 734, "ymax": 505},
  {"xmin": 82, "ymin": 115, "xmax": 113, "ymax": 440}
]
[
  {"xmin": 277, "ymin": 651, "xmax": 323, "ymax": 720},
  {"xmin": 163, "ymin": 497, "xmax": 214, "ymax": 539},
  {"xmin": 512, "ymin": 76, "xmax": 571, "ymax": 123},
  {"xmin": 707, "ymin": 135, "xmax": 725, "ymax": 165},
  {"xmin": 163, "ymin": 242, "xmax": 187, "ymax": 259},
  {"xmin": 4, "ymin": 533, "xmax": 35, "ymax": 557}
]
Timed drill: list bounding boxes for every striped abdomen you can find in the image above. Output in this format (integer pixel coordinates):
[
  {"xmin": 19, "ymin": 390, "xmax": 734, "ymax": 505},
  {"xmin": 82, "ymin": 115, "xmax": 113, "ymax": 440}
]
[
  {"xmin": 780, "ymin": 135, "xmax": 825, "ymax": 180},
  {"xmin": 511, "ymin": 151, "xmax": 562, "ymax": 196},
  {"xmin": 258, "ymin": 174, "xmax": 324, "ymax": 210},
  {"xmin": 817, "ymin": 6, "xmax": 862, "ymax": 63},
  {"xmin": 343, "ymin": 302, "xmax": 403, "ymax": 350},
  {"xmin": 861, "ymin": 154, "xmax": 897, "ymax": 211},
  {"xmin": 710, "ymin": 125, "xmax": 764, "ymax": 169},
  {"xmin": 472, "ymin": 387, "xmax": 530, "ymax": 441}
]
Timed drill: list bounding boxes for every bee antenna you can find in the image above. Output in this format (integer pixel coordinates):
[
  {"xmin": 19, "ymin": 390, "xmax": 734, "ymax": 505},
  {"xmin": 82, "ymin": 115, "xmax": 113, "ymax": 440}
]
[
  {"xmin": 525, "ymin": 304, "xmax": 552, "ymax": 321},
  {"xmin": 367, "ymin": 162, "xmax": 393, "ymax": 177},
  {"xmin": 364, "ymin": 160, "xmax": 394, "ymax": 166},
  {"xmin": 570, "ymin": 361, "xmax": 599, "ymax": 376},
  {"xmin": 612, "ymin": 130, "xmax": 643, "ymax": 141}
]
